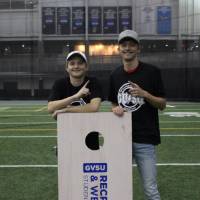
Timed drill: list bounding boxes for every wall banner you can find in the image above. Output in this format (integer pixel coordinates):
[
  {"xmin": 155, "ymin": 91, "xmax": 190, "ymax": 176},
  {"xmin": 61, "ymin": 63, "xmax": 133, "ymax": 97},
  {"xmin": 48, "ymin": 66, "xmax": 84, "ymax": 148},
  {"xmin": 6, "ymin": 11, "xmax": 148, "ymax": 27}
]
[
  {"xmin": 118, "ymin": 6, "xmax": 132, "ymax": 32},
  {"xmin": 42, "ymin": 7, "xmax": 56, "ymax": 34},
  {"xmin": 72, "ymin": 7, "xmax": 85, "ymax": 34},
  {"xmin": 157, "ymin": 6, "xmax": 171, "ymax": 34},
  {"xmin": 103, "ymin": 7, "xmax": 117, "ymax": 34},
  {"xmin": 57, "ymin": 7, "xmax": 71, "ymax": 35},
  {"xmin": 88, "ymin": 7, "xmax": 102, "ymax": 34}
]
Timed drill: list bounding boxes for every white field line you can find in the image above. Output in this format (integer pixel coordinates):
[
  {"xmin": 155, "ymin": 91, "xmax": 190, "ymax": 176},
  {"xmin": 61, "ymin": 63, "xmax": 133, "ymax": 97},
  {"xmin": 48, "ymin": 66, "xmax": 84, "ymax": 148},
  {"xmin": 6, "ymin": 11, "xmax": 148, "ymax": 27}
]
[
  {"xmin": 0, "ymin": 165, "xmax": 57, "ymax": 168},
  {"xmin": 0, "ymin": 107, "xmax": 10, "ymax": 111},
  {"xmin": 0, "ymin": 136, "xmax": 57, "ymax": 138},
  {"xmin": 0, "ymin": 128, "xmax": 56, "ymax": 132},
  {"xmin": 0, "ymin": 107, "xmax": 42, "ymax": 109},
  {"xmin": 0, "ymin": 122, "xmax": 55, "ymax": 125},
  {"xmin": 0, "ymin": 134, "xmax": 200, "ymax": 139},
  {"xmin": 4, "ymin": 128, "xmax": 199, "ymax": 132},
  {"xmin": 1, "ymin": 163, "xmax": 200, "ymax": 168},
  {"xmin": 0, "ymin": 121, "xmax": 199, "ymax": 125},
  {"xmin": 0, "ymin": 110, "xmax": 45, "ymax": 112},
  {"xmin": 0, "ymin": 128, "xmax": 200, "ymax": 132},
  {"xmin": 133, "ymin": 163, "xmax": 200, "ymax": 167},
  {"xmin": 161, "ymin": 134, "xmax": 200, "ymax": 137},
  {"xmin": 161, "ymin": 127, "xmax": 200, "ymax": 130},
  {"xmin": 0, "ymin": 115, "xmax": 49, "ymax": 117},
  {"xmin": 157, "ymin": 163, "xmax": 200, "ymax": 166},
  {"xmin": 166, "ymin": 104, "xmax": 175, "ymax": 108},
  {"xmin": 160, "ymin": 121, "xmax": 200, "ymax": 123},
  {"xmin": 161, "ymin": 108, "xmax": 200, "ymax": 111},
  {"xmin": 35, "ymin": 106, "xmax": 47, "ymax": 112}
]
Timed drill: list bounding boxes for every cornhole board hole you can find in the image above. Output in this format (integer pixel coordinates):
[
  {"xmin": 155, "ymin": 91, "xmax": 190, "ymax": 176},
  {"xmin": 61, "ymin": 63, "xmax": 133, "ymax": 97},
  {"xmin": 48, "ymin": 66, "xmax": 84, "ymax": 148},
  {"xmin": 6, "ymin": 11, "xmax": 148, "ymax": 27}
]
[{"xmin": 57, "ymin": 112, "xmax": 132, "ymax": 200}]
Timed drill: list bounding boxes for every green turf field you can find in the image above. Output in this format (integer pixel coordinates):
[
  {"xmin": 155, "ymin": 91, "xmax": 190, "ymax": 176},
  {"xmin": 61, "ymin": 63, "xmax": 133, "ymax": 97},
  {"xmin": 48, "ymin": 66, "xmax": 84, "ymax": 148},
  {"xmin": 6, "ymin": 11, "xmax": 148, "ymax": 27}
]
[{"xmin": 0, "ymin": 101, "xmax": 200, "ymax": 200}]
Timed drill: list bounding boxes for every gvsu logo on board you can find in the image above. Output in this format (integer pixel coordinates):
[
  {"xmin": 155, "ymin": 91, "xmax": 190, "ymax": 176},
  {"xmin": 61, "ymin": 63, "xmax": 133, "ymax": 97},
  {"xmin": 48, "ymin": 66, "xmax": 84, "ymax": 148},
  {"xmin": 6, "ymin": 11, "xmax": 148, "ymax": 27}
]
[
  {"xmin": 83, "ymin": 163, "xmax": 108, "ymax": 200},
  {"xmin": 83, "ymin": 163, "xmax": 107, "ymax": 173}
]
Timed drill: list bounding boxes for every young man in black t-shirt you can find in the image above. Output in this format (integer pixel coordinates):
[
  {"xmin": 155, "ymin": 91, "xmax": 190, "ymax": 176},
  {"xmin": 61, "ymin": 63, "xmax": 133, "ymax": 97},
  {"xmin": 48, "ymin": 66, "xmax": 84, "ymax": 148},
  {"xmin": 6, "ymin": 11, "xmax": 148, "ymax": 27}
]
[
  {"xmin": 108, "ymin": 30, "xmax": 166, "ymax": 200},
  {"xmin": 48, "ymin": 51, "xmax": 103, "ymax": 150},
  {"xmin": 48, "ymin": 51, "xmax": 103, "ymax": 118}
]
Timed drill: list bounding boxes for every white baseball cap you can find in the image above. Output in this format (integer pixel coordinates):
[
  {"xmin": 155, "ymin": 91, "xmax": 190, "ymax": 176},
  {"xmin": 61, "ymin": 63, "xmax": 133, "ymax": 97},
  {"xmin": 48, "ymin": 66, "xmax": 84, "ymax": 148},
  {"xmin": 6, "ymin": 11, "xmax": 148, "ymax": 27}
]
[
  {"xmin": 66, "ymin": 51, "xmax": 87, "ymax": 63},
  {"xmin": 118, "ymin": 30, "xmax": 139, "ymax": 44}
]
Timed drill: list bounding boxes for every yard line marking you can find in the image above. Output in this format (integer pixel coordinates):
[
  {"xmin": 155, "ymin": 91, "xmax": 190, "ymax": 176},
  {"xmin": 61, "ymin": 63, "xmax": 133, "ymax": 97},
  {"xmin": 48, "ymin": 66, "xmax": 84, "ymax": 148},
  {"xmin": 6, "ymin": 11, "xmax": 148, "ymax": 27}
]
[
  {"xmin": 0, "ymin": 128, "xmax": 56, "ymax": 132},
  {"xmin": 1, "ymin": 163, "xmax": 200, "ymax": 168},
  {"xmin": 0, "ymin": 135, "xmax": 199, "ymax": 139},
  {"xmin": 166, "ymin": 104, "xmax": 175, "ymax": 108},
  {"xmin": 0, "ymin": 115, "xmax": 49, "ymax": 117},
  {"xmin": 0, "ymin": 136, "xmax": 57, "ymax": 138},
  {"xmin": 160, "ymin": 121, "xmax": 200, "ymax": 123},
  {"xmin": 161, "ymin": 134, "xmax": 200, "ymax": 137},
  {"xmin": 0, "ymin": 128, "xmax": 200, "ymax": 132},
  {"xmin": 35, "ymin": 106, "xmax": 47, "ymax": 112},
  {"xmin": 161, "ymin": 127, "xmax": 200, "ymax": 130},
  {"xmin": 0, "ymin": 121, "xmax": 199, "ymax": 125},
  {"xmin": 0, "ymin": 107, "xmax": 10, "ymax": 111},
  {"xmin": 0, "ymin": 110, "xmax": 47, "ymax": 112},
  {"xmin": 162, "ymin": 108, "xmax": 200, "ymax": 111},
  {"xmin": 156, "ymin": 163, "xmax": 200, "ymax": 166},
  {"xmin": 0, "ymin": 165, "xmax": 57, "ymax": 168},
  {"xmin": 0, "ymin": 122, "xmax": 55, "ymax": 125},
  {"xmin": 163, "ymin": 112, "xmax": 200, "ymax": 117},
  {"xmin": 0, "ymin": 113, "xmax": 186, "ymax": 117},
  {"xmin": 133, "ymin": 163, "xmax": 200, "ymax": 167}
]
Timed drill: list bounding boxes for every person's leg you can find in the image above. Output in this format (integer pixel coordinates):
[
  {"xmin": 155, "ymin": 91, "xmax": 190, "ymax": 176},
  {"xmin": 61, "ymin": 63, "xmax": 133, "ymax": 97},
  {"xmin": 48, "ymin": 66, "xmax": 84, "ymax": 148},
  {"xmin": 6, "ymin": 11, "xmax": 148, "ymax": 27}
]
[{"xmin": 133, "ymin": 142, "xmax": 161, "ymax": 200}]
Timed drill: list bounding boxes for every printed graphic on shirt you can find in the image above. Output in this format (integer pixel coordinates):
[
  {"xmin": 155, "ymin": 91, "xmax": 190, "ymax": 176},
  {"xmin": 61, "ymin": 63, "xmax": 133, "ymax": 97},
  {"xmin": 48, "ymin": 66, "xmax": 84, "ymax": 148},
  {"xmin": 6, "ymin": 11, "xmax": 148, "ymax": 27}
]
[
  {"xmin": 71, "ymin": 98, "xmax": 86, "ymax": 106},
  {"xmin": 118, "ymin": 82, "xmax": 145, "ymax": 112}
]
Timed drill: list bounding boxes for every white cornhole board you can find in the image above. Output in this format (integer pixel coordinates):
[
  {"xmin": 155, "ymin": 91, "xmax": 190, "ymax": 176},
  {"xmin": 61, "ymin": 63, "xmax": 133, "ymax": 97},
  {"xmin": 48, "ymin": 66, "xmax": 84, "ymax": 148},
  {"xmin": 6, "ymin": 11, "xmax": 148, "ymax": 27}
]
[{"xmin": 57, "ymin": 112, "xmax": 132, "ymax": 200}]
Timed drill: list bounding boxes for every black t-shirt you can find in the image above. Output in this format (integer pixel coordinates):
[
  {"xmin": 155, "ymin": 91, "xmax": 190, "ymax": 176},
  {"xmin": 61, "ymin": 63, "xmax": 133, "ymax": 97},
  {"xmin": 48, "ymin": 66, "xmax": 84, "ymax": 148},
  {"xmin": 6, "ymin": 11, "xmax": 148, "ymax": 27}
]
[
  {"xmin": 48, "ymin": 76, "xmax": 103, "ymax": 149},
  {"xmin": 48, "ymin": 76, "xmax": 103, "ymax": 104},
  {"xmin": 108, "ymin": 62, "xmax": 165, "ymax": 145}
]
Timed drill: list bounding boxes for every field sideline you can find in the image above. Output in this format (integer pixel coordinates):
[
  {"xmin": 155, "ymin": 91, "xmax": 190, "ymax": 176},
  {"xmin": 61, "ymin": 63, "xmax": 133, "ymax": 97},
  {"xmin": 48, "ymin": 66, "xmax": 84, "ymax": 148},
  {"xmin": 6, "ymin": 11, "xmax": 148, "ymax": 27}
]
[{"xmin": 0, "ymin": 101, "xmax": 200, "ymax": 200}]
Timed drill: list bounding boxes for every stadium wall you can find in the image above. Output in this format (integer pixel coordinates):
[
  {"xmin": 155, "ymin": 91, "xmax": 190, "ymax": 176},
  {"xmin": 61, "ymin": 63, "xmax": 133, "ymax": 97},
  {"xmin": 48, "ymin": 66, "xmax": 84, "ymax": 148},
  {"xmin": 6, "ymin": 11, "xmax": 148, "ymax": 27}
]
[
  {"xmin": 0, "ymin": 52, "xmax": 200, "ymax": 101},
  {"xmin": 0, "ymin": 0, "xmax": 200, "ymax": 100}
]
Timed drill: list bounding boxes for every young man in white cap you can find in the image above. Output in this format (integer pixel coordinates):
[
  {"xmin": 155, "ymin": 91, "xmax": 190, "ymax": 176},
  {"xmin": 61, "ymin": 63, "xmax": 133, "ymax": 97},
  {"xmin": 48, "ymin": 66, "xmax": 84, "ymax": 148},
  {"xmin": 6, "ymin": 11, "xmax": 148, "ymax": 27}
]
[
  {"xmin": 48, "ymin": 51, "xmax": 103, "ymax": 119},
  {"xmin": 108, "ymin": 30, "xmax": 166, "ymax": 200}
]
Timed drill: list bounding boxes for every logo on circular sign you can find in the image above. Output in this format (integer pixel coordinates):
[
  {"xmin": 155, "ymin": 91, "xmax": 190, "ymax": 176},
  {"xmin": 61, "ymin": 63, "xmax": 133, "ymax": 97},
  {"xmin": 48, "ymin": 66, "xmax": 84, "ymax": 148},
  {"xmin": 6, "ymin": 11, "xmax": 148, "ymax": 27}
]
[{"xmin": 117, "ymin": 82, "xmax": 144, "ymax": 112}]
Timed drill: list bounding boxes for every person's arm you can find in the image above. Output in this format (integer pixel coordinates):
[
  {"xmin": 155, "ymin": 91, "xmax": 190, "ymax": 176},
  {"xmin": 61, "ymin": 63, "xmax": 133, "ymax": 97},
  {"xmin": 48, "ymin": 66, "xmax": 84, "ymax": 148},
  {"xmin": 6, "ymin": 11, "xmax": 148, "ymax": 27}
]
[
  {"xmin": 142, "ymin": 91, "xmax": 166, "ymax": 110},
  {"xmin": 62, "ymin": 98, "xmax": 101, "ymax": 113},
  {"xmin": 48, "ymin": 81, "xmax": 90, "ymax": 113},
  {"xmin": 52, "ymin": 97, "xmax": 101, "ymax": 119},
  {"xmin": 48, "ymin": 94, "xmax": 79, "ymax": 113},
  {"xmin": 128, "ymin": 82, "xmax": 166, "ymax": 110}
]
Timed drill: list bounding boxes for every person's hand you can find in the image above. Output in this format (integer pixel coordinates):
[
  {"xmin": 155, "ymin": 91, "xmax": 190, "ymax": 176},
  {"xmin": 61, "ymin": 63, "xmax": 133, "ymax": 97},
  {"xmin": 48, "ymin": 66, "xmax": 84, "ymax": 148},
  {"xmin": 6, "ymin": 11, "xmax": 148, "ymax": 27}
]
[
  {"xmin": 128, "ymin": 81, "xmax": 147, "ymax": 98},
  {"xmin": 52, "ymin": 109, "xmax": 65, "ymax": 120},
  {"xmin": 112, "ymin": 106, "xmax": 124, "ymax": 117},
  {"xmin": 75, "ymin": 80, "xmax": 90, "ymax": 99}
]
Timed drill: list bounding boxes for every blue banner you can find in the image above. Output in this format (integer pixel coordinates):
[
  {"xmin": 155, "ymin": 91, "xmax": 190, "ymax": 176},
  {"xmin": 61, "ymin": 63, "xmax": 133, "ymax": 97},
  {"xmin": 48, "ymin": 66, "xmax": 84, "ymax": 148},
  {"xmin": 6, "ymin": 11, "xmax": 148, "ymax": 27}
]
[
  {"xmin": 118, "ymin": 7, "xmax": 132, "ymax": 32},
  {"xmin": 42, "ymin": 7, "xmax": 56, "ymax": 34},
  {"xmin": 57, "ymin": 7, "xmax": 71, "ymax": 35},
  {"xmin": 103, "ymin": 7, "xmax": 117, "ymax": 34},
  {"xmin": 72, "ymin": 7, "xmax": 85, "ymax": 34},
  {"xmin": 157, "ymin": 6, "xmax": 171, "ymax": 34},
  {"xmin": 88, "ymin": 7, "xmax": 102, "ymax": 34}
]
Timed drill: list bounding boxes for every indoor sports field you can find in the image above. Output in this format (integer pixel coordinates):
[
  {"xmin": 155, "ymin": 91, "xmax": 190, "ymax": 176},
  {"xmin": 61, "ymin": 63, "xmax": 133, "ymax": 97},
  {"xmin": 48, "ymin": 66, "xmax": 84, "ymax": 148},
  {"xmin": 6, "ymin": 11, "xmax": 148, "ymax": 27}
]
[{"xmin": 0, "ymin": 101, "xmax": 200, "ymax": 200}]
